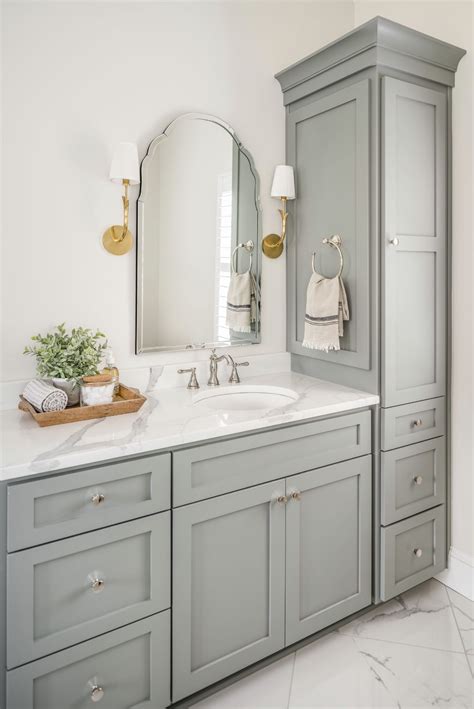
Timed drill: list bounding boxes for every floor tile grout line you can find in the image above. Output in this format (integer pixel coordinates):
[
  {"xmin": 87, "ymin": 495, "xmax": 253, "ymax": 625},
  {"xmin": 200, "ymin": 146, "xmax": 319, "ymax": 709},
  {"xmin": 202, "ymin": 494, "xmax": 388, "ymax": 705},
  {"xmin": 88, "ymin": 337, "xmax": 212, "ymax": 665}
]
[
  {"xmin": 336, "ymin": 630, "xmax": 466, "ymax": 655},
  {"xmin": 446, "ymin": 591, "xmax": 474, "ymax": 675},
  {"xmin": 286, "ymin": 651, "xmax": 296, "ymax": 709}
]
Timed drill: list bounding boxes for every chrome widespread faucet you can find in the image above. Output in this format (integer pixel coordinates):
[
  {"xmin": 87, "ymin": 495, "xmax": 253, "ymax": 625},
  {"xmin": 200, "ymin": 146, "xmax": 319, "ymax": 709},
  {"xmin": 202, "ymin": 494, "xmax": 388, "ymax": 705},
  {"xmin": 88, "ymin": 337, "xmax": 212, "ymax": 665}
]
[{"xmin": 208, "ymin": 349, "xmax": 249, "ymax": 386}]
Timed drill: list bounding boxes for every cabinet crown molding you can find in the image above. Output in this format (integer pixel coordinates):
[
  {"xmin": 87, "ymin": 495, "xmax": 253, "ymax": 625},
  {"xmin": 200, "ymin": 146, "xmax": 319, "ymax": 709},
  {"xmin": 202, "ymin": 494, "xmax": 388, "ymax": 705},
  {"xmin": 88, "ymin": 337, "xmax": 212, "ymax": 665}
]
[{"xmin": 275, "ymin": 16, "xmax": 466, "ymax": 100}]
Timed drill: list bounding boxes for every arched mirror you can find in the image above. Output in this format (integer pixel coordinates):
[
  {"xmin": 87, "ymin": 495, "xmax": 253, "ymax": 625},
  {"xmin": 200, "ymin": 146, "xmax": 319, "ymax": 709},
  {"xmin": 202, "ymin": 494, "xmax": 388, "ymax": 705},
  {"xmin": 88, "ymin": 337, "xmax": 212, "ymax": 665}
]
[{"xmin": 136, "ymin": 114, "xmax": 261, "ymax": 353}]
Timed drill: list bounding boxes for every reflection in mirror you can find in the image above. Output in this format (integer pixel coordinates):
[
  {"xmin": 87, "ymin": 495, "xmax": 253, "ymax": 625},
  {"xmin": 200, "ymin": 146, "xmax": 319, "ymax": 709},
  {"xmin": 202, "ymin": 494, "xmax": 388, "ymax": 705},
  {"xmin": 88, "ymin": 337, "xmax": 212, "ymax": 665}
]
[{"xmin": 136, "ymin": 114, "xmax": 261, "ymax": 353}]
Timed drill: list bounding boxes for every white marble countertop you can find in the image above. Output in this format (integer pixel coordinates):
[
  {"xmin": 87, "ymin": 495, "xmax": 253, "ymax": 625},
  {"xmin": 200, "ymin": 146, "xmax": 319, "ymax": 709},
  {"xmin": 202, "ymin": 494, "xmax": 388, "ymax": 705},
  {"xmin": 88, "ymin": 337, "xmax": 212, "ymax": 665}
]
[{"xmin": 0, "ymin": 370, "xmax": 379, "ymax": 482}]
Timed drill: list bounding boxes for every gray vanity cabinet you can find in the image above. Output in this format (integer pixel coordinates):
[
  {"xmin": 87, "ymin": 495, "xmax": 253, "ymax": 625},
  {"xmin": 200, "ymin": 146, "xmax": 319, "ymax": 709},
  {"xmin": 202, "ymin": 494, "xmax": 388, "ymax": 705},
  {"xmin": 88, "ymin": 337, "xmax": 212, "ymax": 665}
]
[
  {"xmin": 276, "ymin": 17, "xmax": 465, "ymax": 603},
  {"xmin": 285, "ymin": 456, "xmax": 372, "ymax": 645},
  {"xmin": 172, "ymin": 454, "xmax": 373, "ymax": 701},
  {"xmin": 172, "ymin": 482, "xmax": 287, "ymax": 702}
]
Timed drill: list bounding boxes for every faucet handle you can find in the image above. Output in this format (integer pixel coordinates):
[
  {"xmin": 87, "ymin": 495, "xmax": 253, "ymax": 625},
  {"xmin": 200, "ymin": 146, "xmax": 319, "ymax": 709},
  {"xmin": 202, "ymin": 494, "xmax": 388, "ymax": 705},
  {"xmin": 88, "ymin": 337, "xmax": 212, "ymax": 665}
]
[
  {"xmin": 228, "ymin": 360, "xmax": 249, "ymax": 384},
  {"xmin": 178, "ymin": 367, "xmax": 199, "ymax": 390}
]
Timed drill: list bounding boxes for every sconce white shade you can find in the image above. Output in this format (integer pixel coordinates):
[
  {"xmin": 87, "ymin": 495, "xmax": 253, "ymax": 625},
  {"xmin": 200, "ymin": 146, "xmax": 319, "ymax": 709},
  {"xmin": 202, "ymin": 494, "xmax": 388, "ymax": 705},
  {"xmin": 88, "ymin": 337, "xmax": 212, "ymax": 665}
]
[
  {"xmin": 109, "ymin": 142, "xmax": 140, "ymax": 185},
  {"xmin": 271, "ymin": 165, "xmax": 295, "ymax": 199}
]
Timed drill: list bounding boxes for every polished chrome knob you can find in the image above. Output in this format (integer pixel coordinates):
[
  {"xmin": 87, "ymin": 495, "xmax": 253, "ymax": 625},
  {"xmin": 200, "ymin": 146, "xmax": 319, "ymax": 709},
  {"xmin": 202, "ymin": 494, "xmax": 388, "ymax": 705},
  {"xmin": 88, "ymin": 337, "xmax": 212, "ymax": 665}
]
[
  {"xmin": 90, "ymin": 577, "xmax": 105, "ymax": 593},
  {"xmin": 412, "ymin": 419, "xmax": 423, "ymax": 428},
  {"xmin": 290, "ymin": 490, "xmax": 301, "ymax": 501},
  {"xmin": 413, "ymin": 548, "xmax": 423, "ymax": 558},
  {"xmin": 91, "ymin": 493, "xmax": 105, "ymax": 506},
  {"xmin": 389, "ymin": 237, "xmax": 400, "ymax": 246},
  {"xmin": 413, "ymin": 475, "xmax": 423, "ymax": 485},
  {"xmin": 90, "ymin": 686, "xmax": 104, "ymax": 702},
  {"xmin": 276, "ymin": 495, "xmax": 288, "ymax": 505}
]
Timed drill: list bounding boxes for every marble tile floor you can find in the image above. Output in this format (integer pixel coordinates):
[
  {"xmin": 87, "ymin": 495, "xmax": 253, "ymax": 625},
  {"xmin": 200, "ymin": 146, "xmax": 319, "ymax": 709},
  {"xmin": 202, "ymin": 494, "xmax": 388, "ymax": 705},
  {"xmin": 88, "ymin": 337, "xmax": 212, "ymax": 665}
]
[{"xmin": 192, "ymin": 580, "xmax": 473, "ymax": 709}]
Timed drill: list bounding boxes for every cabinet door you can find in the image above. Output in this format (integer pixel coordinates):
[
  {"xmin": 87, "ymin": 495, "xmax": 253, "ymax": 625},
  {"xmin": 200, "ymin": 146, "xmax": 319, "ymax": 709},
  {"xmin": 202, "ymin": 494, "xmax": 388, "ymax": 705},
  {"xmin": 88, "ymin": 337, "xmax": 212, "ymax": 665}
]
[
  {"xmin": 286, "ymin": 456, "xmax": 372, "ymax": 645},
  {"xmin": 382, "ymin": 77, "xmax": 447, "ymax": 406},
  {"xmin": 172, "ymin": 482, "xmax": 286, "ymax": 702},
  {"xmin": 287, "ymin": 79, "xmax": 370, "ymax": 372}
]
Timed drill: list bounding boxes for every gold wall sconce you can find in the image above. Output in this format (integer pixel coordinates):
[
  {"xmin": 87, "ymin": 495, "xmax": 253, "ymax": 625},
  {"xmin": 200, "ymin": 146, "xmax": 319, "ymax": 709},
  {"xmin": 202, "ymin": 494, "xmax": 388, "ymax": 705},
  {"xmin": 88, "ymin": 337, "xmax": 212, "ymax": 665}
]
[
  {"xmin": 102, "ymin": 142, "xmax": 140, "ymax": 255},
  {"xmin": 262, "ymin": 165, "xmax": 295, "ymax": 259}
]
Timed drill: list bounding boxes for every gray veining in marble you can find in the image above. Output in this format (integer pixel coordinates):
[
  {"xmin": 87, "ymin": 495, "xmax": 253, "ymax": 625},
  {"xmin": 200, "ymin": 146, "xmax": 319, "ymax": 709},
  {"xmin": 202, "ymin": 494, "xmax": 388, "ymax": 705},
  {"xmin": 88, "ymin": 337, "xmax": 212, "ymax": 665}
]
[{"xmin": 192, "ymin": 580, "xmax": 473, "ymax": 709}]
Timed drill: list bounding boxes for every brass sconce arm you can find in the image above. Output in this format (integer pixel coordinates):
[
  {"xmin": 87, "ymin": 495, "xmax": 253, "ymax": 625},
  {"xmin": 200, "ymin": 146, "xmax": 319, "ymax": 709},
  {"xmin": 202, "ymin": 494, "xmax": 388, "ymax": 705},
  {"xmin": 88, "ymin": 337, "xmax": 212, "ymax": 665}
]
[
  {"xmin": 262, "ymin": 196, "xmax": 288, "ymax": 259},
  {"xmin": 102, "ymin": 179, "xmax": 133, "ymax": 256}
]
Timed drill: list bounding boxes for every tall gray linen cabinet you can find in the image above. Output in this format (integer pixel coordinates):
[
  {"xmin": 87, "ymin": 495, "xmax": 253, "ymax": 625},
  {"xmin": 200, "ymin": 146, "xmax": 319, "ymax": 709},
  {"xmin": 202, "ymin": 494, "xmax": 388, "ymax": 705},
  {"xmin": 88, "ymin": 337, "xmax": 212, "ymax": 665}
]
[{"xmin": 276, "ymin": 17, "xmax": 465, "ymax": 601}]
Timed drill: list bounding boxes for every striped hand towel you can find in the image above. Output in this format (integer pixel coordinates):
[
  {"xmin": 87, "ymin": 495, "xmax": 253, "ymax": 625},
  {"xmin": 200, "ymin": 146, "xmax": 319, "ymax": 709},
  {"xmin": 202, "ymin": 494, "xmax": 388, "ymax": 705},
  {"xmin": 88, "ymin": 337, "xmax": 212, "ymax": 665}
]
[
  {"xmin": 23, "ymin": 379, "xmax": 68, "ymax": 412},
  {"xmin": 302, "ymin": 272, "xmax": 349, "ymax": 352},
  {"xmin": 226, "ymin": 272, "xmax": 257, "ymax": 333}
]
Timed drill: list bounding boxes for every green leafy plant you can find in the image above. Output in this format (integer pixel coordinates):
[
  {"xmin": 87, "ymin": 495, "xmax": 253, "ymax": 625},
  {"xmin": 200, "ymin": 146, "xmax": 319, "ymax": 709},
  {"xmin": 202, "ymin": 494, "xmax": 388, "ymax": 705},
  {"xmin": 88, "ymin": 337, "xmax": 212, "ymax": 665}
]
[{"xmin": 24, "ymin": 323, "xmax": 108, "ymax": 382}]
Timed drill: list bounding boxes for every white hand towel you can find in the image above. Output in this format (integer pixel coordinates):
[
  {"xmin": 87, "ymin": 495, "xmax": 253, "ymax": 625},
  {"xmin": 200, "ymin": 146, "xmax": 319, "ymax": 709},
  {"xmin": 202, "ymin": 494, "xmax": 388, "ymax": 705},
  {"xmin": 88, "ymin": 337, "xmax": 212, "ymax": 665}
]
[
  {"xmin": 226, "ymin": 272, "xmax": 257, "ymax": 333},
  {"xmin": 23, "ymin": 379, "xmax": 68, "ymax": 412},
  {"xmin": 302, "ymin": 273, "xmax": 349, "ymax": 352}
]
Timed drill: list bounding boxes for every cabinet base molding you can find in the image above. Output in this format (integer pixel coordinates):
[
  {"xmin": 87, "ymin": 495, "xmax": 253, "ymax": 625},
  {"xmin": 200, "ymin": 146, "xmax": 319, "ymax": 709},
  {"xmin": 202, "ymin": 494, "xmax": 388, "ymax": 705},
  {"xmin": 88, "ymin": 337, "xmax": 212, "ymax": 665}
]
[{"xmin": 436, "ymin": 547, "xmax": 474, "ymax": 601}]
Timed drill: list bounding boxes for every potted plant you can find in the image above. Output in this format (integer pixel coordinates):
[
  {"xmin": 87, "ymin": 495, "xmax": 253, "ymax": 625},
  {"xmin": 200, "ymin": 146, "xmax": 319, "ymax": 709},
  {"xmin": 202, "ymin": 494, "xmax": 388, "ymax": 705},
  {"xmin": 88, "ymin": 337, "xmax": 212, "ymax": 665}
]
[{"xmin": 24, "ymin": 323, "xmax": 108, "ymax": 406}]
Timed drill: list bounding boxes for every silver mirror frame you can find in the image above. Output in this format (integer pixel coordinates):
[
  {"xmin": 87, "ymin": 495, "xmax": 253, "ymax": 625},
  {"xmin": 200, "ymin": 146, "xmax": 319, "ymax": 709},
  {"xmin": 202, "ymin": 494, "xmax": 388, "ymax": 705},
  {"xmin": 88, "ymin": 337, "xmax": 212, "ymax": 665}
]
[{"xmin": 135, "ymin": 113, "xmax": 262, "ymax": 354}]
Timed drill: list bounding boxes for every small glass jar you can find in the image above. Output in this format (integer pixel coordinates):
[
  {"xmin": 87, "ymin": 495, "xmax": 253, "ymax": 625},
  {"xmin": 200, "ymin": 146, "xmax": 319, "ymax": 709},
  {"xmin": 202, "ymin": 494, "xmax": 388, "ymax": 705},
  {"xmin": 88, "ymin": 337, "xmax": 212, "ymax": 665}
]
[{"xmin": 80, "ymin": 380, "xmax": 115, "ymax": 406}]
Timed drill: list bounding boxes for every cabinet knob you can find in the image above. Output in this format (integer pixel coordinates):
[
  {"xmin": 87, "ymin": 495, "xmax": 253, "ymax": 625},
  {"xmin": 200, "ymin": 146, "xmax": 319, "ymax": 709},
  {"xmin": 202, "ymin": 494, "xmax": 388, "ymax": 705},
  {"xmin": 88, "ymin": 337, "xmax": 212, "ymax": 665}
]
[
  {"xmin": 413, "ymin": 548, "xmax": 423, "ymax": 558},
  {"xmin": 389, "ymin": 237, "xmax": 400, "ymax": 246},
  {"xmin": 90, "ymin": 686, "xmax": 105, "ymax": 703},
  {"xmin": 276, "ymin": 495, "xmax": 288, "ymax": 505},
  {"xmin": 91, "ymin": 493, "xmax": 105, "ymax": 506},
  {"xmin": 412, "ymin": 419, "xmax": 423, "ymax": 428},
  {"xmin": 289, "ymin": 490, "xmax": 301, "ymax": 501},
  {"xmin": 90, "ymin": 577, "xmax": 105, "ymax": 593},
  {"xmin": 413, "ymin": 475, "xmax": 423, "ymax": 485}
]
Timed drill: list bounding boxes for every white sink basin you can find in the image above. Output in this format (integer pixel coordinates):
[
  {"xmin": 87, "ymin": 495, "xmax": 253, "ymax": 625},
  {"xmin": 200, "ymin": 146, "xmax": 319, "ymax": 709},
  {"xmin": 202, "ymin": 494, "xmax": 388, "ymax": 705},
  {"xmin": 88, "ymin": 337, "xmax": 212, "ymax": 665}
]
[{"xmin": 192, "ymin": 385, "xmax": 299, "ymax": 412}]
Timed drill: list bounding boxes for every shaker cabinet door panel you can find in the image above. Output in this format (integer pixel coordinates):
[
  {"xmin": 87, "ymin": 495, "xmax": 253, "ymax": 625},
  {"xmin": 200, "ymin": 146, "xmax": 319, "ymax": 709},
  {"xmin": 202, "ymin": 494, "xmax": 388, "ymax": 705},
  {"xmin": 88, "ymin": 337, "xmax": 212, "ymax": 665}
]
[
  {"xmin": 287, "ymin": 79, "xmax": 370, "ymax": 371},
  {"xmin": 172, "ymin": 482, "xmax": 286, "ymax": 702},
  {"xmin": 285, "ymin": 456, "xmax": 372, "ymax": 645},
  {"xmin": 382, "ymin": 78, "xmax": 447, "ymax": 406}
]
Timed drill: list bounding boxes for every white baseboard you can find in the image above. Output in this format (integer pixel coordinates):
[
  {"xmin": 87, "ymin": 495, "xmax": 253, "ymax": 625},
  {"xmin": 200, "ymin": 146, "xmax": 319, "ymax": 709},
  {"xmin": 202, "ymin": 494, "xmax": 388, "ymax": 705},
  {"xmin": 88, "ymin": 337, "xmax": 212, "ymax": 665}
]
[{"xmin": 436, "ymin": 546, "xmax": 474, "ymax": 600}]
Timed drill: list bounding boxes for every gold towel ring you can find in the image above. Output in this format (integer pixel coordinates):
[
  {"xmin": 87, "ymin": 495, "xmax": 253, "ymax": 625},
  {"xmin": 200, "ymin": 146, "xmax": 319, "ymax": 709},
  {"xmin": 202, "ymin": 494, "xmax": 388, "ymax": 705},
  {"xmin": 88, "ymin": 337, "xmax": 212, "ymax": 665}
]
[
  {"xmin": 312, "ymin": 234, "xmax": 344, "ymax": 277},
  {"xmin": 232, "ymin": 240, "xmax": 254, "ymax": 275}
]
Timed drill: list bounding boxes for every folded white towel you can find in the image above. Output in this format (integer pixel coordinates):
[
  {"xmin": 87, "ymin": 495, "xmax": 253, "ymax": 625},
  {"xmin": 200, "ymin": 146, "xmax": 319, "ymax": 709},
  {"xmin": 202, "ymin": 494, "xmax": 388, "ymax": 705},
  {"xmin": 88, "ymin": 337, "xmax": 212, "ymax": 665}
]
[
  {"xmin": 302, "ymin": 273, "xmax": 349, "ymax": 352},
  {"xmin": 226, "ymin": 272, "xmax": 257, "ymax": 333},
  {"xmin": 23, "ymin": 379, "xmax": 68, "ymax": 412}
]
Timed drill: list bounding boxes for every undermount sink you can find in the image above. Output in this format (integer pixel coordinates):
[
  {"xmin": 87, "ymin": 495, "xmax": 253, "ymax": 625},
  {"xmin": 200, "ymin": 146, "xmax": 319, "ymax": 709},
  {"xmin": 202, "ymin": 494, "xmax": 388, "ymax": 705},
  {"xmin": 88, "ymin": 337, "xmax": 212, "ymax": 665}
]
[{"xmin": 192, "ymin": 385, "xmax": 299, "ymax": 412}]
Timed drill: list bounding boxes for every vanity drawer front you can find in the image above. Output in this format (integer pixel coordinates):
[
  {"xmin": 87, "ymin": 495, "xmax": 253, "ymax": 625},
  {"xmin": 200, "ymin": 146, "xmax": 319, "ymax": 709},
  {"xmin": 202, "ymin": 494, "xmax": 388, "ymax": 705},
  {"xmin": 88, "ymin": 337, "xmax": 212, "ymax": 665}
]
[
  {"xmin": 381, "ymin": 438, "xmax": 446, "ymax": 525},
  {"xmin": 7, "ymin": 453, "xmax": 170, "ymax": 551},
  {"xmin": 173, "ymin": 411, "xmax": 371, "ymax": 505},
  {"xmin": 7, "ymin": 513, "xmax": 170, "ymax": 668},
  {"xmin": 6, "ymin": 611, "xmax": 170, "ymax": 709},
  {"xmin": 381, "ymin": 398, "xmax": 445, "ymax": 451},
  {"xmin": 380, "ymin": 506, "xmax": 446, "ymax": 601}
]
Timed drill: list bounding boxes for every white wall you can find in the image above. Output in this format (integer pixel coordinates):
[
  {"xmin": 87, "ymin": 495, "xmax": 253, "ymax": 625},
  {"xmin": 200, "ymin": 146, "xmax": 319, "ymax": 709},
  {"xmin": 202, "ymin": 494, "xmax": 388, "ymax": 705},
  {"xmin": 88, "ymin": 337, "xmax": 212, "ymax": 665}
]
[
  {"xmin": 1, "ymin": 0, "xmax": 353, "ymax": 382},
  {"xmin": 354, "ymin": 0, "xmax": 474, "ymax": 576}
]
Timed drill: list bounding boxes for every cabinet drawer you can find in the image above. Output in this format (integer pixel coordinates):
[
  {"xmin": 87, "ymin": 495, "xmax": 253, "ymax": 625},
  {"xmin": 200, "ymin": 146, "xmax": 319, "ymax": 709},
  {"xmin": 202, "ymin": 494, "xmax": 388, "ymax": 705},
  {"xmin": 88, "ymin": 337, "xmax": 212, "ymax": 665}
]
[
  {"xmin": 380, "ymin": 506, "xmax": 446, "ymax": 601},
  {"xmin": 381, "ymin": 438, "xmax": 445, "ymax": 525},
  {"xmin": 7, "ymin": 514, "xmax": 170, "ymax": 668},
  {"xmin": 6, "ymin": 611, "xmax": 170, "ymax": 709},
  {"xmin": 173, "ymin": 411, "xmax": 371, "ymax": 505},
  {"xmin": 7, "ymin": 453, "xmax": 170, "ymax": 551},
  {"xmin": 381, "ymin": 398, "xmax": 445, "ymax": 451}
]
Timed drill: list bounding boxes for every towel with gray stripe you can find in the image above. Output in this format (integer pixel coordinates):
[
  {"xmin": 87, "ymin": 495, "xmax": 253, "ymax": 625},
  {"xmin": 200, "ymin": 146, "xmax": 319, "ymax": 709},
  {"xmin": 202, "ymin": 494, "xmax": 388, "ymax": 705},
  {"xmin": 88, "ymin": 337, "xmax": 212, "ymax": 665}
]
[
  {"xmin": 226, "ymin": 272, "xmax": 257, "ymax": 333},
  {"xmin": 23, "ymin": 379, "xmax": 68, "ymax": 412},
  {"xmin": 302, "ymin": 272, "xmax": 349, "ymax": 352}
]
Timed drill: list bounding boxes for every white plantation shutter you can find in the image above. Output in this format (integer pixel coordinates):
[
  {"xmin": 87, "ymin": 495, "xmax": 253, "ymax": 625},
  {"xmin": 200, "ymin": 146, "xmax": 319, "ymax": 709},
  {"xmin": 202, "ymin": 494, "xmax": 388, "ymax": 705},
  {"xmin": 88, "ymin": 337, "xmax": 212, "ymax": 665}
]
[{"xmin": 214, "ymin": 173, "xmax": 232, "ymax": 341}]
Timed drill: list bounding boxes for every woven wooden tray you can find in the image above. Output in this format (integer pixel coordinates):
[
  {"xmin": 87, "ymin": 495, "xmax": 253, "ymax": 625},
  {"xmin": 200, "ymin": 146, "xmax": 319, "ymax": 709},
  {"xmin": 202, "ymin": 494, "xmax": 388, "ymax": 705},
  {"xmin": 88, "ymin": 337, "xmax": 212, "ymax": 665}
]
[{"xmin": 19, "ymin": 384, "xmax": 146, "ymax": 427}]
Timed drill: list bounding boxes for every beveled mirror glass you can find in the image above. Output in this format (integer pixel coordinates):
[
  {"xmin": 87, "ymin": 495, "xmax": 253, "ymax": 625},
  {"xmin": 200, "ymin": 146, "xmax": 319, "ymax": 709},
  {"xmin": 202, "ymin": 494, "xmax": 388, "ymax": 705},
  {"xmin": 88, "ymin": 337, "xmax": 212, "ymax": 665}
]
[{"xmin": 136, "ymin": 114, "xmax": 261, "ymax": 353}]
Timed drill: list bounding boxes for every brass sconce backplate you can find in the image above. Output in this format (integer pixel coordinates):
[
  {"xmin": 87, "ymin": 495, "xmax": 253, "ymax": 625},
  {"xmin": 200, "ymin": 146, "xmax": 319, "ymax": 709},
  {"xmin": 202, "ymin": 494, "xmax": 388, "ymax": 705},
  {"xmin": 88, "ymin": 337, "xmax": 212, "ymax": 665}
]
[
  {"xmin": 102, "ymin": 226, "xmax": 133, "ymax": 255},
  {"xmin": 262, "ymin": 233, "xmax": 285, "ymax": 259}
]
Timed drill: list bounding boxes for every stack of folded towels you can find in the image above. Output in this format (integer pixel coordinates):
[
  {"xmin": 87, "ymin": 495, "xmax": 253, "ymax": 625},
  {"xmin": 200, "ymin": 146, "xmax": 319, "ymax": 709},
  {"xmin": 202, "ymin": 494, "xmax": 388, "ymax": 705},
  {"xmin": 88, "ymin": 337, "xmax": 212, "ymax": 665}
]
[{"xmin": 23, "ymin": 379, "xmax": 68, "ymax": 412}]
